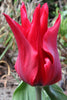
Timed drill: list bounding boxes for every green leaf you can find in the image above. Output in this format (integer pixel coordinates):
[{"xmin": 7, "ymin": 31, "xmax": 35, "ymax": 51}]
[
  {"xmin": 42, "ymin": 88, "xmax": 51, "ymax": 100},
  {"xmin": 12, "ymin": 81, "xmax": 36, "ymax": 100},
  {"xmin": 13, "ymin": 81, "xmax": 51, "ymax": 100},
  {"xmin": 43, "ymin": 84, "xmax": 67, "ymax": 100}
]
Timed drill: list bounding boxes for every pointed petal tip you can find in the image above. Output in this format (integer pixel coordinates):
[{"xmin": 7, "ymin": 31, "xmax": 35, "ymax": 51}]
[
  {"xmin": 58, "ymin": 13, "xmax": 61, "ymax": 19},
  {"xmin": 54, "ymin": 13, "xmax": 61, "ymax": 26},
  {"xmin": 3, "ymin": 13, "xmax": 5, "ymax": 15},
  {"xmin": 59, "ymin": 13, "xmax": 61, "ymax": 22},
  {"xmin": 3, "ymin": 13, "xmax": 6, "ymax": 16},
  {"xmin": 57, "ymin": 13, "xmax": 61, "ymax": 20},
  {"xmin": 32, "ymin": 4, "xmax": 40, "ymax": 25},
  {"xmin": 38, "ymin": 3, "xmax": 41, "ymax": 8},
  {"xmin": 21, "ymin": 2, "xmax": 25, "ymax": 8},
  {"xmin": 59, "ymin": 13, "xmax": 61, "ymax": 19},
  {"xmin": 20, "ymin": 2, "xmax": 26, "ymax": 13},
  {"xmin": 20, "ymin": 2, "xmax": 27, "ymax": 16},
  {"xmin": 3, "ymin": 13, "xmax": 13, "ymax": 24},
  {"xmin": 41, "ymin": 3, "xmax": 49, "ymax": 16},
  {"xmin": 44, "ymin": 3, "xmax": 48, "ymax": 6},
  {"xmin": 42, "ymin": 3, "xmax": 48, "ymax": 9},
  {"xmin": 35, "ymin": 3, "xmax": 40, "ymax": 10},
  {"xmin": 34, "ymin": 3, "xmax": 40, "ymax": 14},
  {"xmin": 3, "ymin": 13, "xmax": 9, "ymax": 20},
  {"xmin": 33, "ymin": 3, "xmax": 40, "ymax": 18}
]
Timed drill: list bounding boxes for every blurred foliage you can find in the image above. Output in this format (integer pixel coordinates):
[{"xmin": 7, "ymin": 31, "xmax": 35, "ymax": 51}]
[
  {"xmin": 50, "ymin": 1, "xmax": 67, "ymax": 66},
  {"xmin": 59, "ymin": 11, "xmax": 67, "ymax": 47},
  {"xmin": 51, "ymin": 2, "xmax": 67, "ymax": 48}
]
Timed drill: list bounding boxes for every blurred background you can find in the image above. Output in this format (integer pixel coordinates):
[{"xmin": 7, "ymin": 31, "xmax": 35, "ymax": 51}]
[{"xmin": 0, "ymin": 0, "xmax": 67, "ymax": 100}]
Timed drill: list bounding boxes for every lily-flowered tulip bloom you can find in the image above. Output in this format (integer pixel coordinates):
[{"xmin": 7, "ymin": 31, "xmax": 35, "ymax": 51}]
[{"xmin": 3, "ymin": 2, "xmax": 61, "ymax": 86}]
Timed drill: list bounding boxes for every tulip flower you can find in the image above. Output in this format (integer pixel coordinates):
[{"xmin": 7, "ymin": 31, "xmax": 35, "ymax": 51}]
[{"xmin": 3, "ymin": 2, "xmax": 61, "ymax": 86}]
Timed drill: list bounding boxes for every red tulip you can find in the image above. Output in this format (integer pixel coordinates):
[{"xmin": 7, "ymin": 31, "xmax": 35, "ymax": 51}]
[{"xmin": 3, "ymin": 2, "xmax": 61, "ymax": 86}]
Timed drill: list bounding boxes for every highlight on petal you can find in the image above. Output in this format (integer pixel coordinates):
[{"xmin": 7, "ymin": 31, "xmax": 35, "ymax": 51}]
[
  {"xmin": 32, "ymin": 4, "xmax": 40, "ymax": 25},
  {"xmin": 40, "ymin": 3, "xmax": 48, "ymax": 37},
  {"xmin": 20, "ymin": 2, "xmax": 31, "ymax": 33},
  {"xmin": 28, "ymin": 4, "xmax": 41, "ymax": 50}
]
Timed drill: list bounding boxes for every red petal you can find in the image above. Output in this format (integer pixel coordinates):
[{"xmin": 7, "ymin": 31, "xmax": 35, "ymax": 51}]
[
  {"xmin": 43, "ymin": 14, "xmax": 61, "ymax": 60},
  {"xmin": 42, "ymin": 14, "xmax": 61, "ymax": 85},
  {"xmin": 3, "ymin": 13, "xmax": 39, "ymax": 85},
  {"xmin": 40, "ymin": 3, "xmax": 48, "ymax": 37},
  {"xmin": 15, "ymin": 51, "xmax": 38, "ymax": 86},
  {"xmin": 20, "ymin": 2, "xmax": 31, "ymax": 37},
  {"xmin": 14, "ymin": 20, "xmax": 27, "ymax": 38},
  {"xmin": 3, "ymin": 13, "xmax": 28, "ymax": 49},
  {"xmin": 28, "ymin": 4, "xmax": 41, "ymax": 50}
]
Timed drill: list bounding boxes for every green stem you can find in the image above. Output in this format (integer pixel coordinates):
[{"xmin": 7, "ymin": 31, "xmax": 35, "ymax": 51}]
[{"xmin": 35, "ymin": 87, "xmax": 42, "ymax": 100}]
